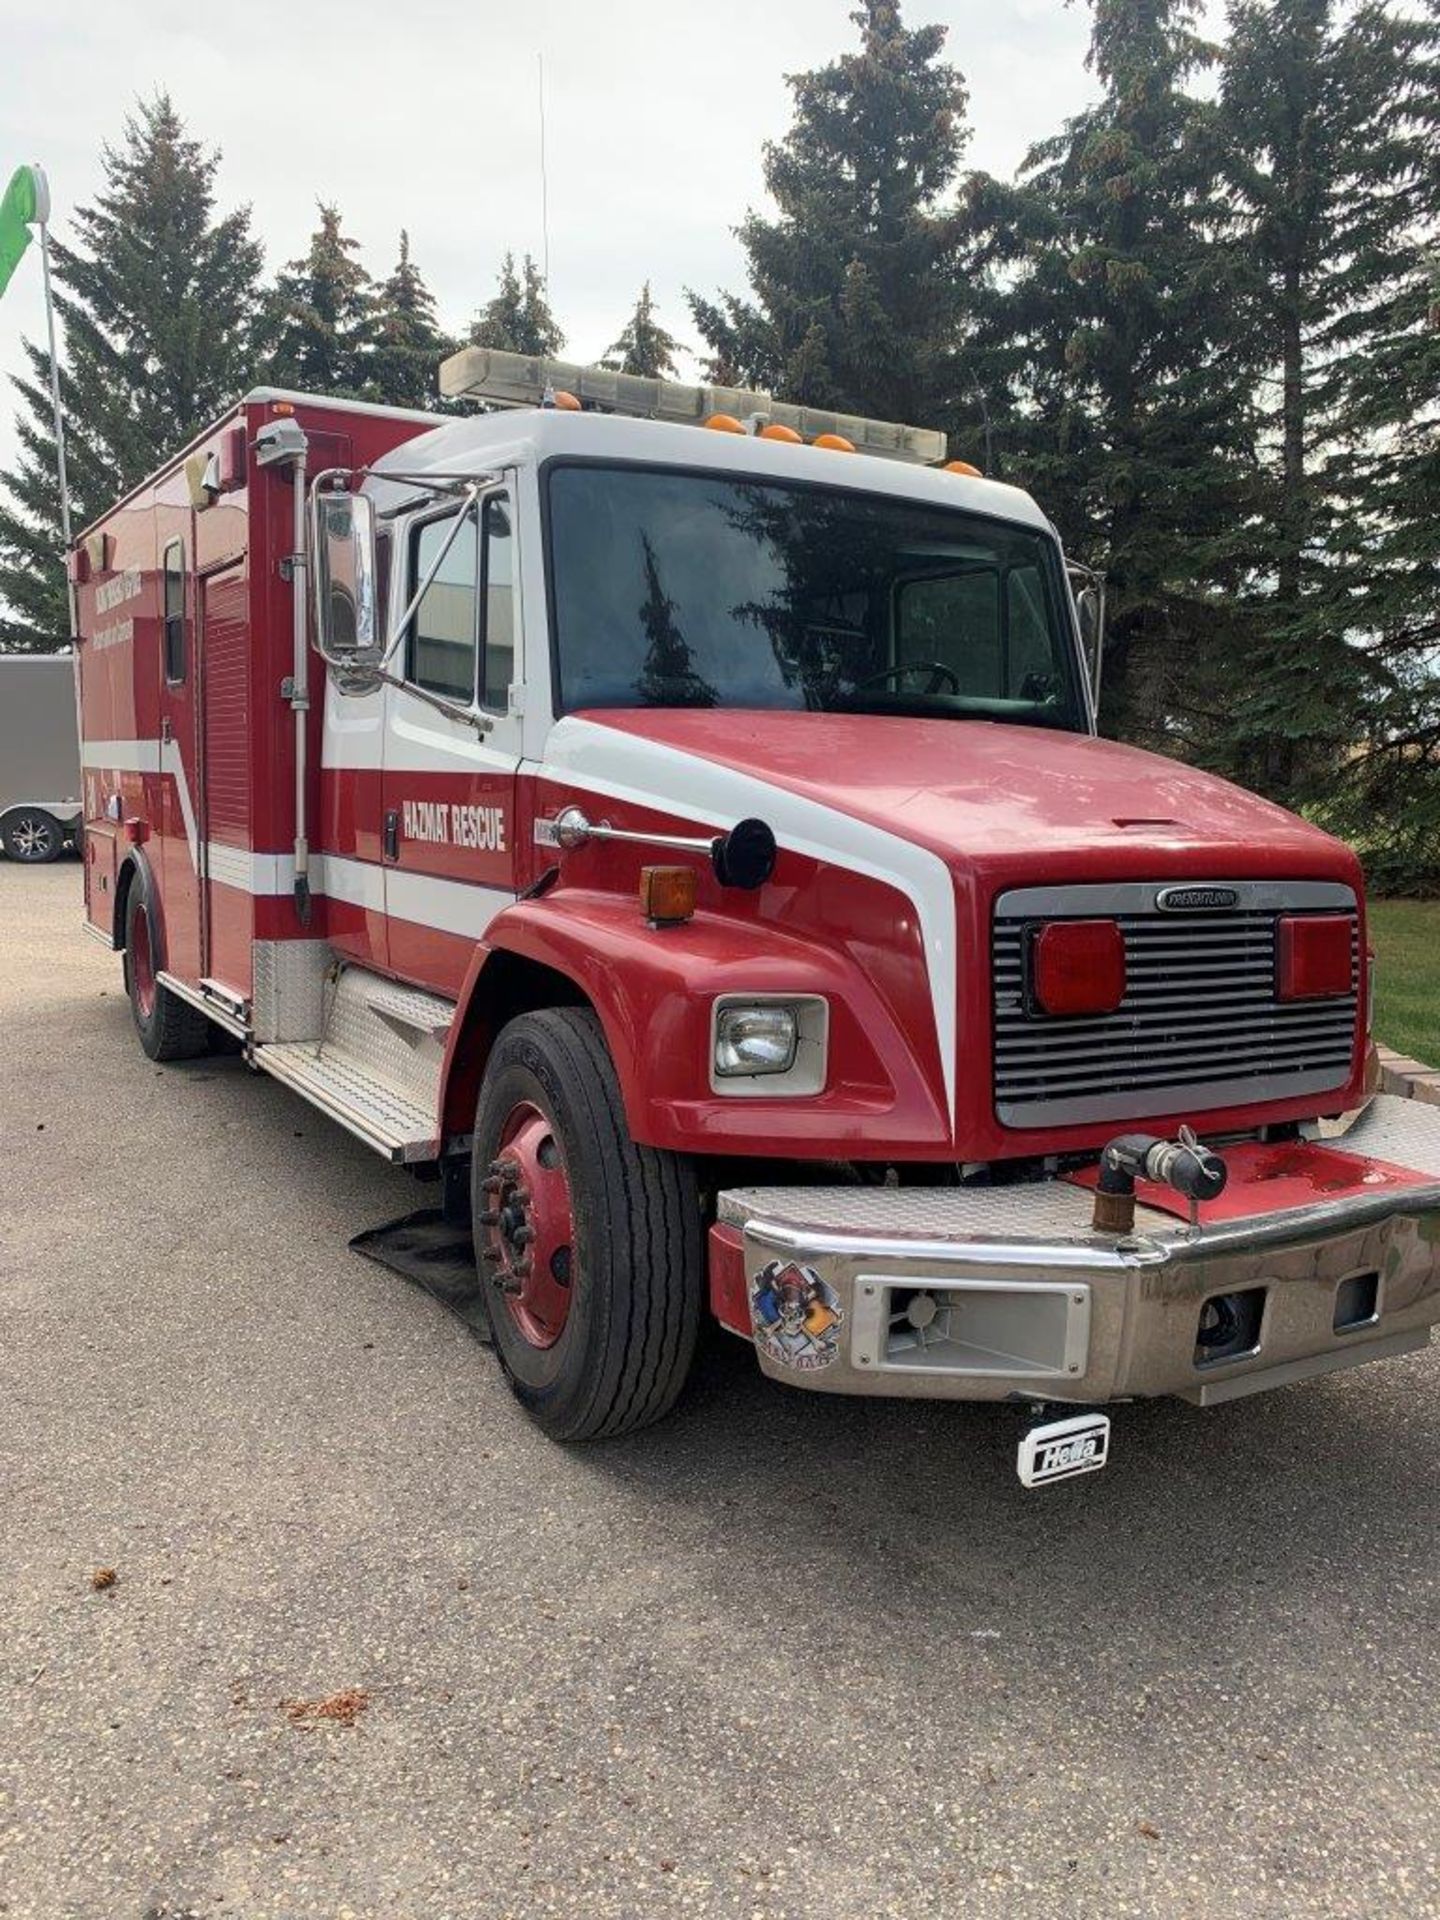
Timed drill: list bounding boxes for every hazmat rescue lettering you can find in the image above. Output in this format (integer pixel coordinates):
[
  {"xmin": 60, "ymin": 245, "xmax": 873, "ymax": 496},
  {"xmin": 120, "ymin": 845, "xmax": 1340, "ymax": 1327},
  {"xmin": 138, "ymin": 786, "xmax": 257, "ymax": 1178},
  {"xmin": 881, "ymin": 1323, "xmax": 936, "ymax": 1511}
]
[{"xmin": 401, "ymin": 799, "xmax": 507, "ymax": 853}]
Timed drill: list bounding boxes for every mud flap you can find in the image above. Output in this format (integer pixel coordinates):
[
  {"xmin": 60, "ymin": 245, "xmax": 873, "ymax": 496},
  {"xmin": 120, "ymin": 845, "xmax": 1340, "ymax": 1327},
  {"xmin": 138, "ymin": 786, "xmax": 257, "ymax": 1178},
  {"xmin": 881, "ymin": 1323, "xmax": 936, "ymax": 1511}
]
[{"xmin": 349, "ymin": 1209, "xmax": 493, "ymax": 1345}]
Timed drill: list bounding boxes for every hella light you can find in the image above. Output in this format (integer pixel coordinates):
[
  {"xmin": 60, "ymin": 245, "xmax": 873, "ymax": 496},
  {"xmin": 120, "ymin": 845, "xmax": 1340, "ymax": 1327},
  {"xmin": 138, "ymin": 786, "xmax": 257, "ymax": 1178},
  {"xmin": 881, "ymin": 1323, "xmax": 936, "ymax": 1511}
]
[
  {"xmin": 1030, "ymin": 919, "xmax": 1126, "ymax": 1017},
  {"xmin": 714, "ymin": 1004, "xmax": 799, "ymax": 1077},
  {"xmin": 1277, "ymin": 915, "xmax": 1353, "ymax": 1000}
]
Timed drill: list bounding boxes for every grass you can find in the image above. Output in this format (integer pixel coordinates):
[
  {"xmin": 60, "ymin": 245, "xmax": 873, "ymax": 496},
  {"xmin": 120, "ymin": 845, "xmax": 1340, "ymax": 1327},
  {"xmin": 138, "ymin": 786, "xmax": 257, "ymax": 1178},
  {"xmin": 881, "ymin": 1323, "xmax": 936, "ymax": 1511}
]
[{"xmin": 1367, "ymin": 899, "xmax": 1440, "ymax": 1067}]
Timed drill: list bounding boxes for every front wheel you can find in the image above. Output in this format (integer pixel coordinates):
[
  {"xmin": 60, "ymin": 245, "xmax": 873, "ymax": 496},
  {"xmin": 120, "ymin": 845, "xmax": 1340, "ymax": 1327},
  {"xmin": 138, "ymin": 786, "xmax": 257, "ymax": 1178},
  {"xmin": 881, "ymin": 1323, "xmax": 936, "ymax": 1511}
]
[
  {"xmin": 472, "ymin": 1008, "xmax": 703, "ymax": 1440},
  {"xmin": 2, "ymin": 810, "xmax": 63, "ymax": 863}
]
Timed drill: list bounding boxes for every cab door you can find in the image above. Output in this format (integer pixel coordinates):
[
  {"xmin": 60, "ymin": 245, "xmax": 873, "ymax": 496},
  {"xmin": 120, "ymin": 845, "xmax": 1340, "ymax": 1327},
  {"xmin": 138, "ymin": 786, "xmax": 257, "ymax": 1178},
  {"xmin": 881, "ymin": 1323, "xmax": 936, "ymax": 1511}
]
[{"xmin": 381, "ymin": 488, "xmax": 523, "ymax": 996}]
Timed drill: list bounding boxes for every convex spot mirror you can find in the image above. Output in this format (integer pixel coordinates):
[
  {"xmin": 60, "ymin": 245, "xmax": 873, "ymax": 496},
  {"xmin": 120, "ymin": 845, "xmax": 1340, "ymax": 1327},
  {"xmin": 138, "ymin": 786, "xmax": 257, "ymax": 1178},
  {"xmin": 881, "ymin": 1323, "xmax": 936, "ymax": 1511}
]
[
  {"xmin": 711, "ymin": 817, "xmax": 777, "ymax": 891},
  {"xmin": 1070, "ymin": 572, "xmax": 1107, "ymax": 708},
  {"xmin": 311, "ymin": 487, "xmax": 380, "ymax": 664},
  {"xmin": 1076, "ymin": 586, "xmax": 1103, "ymax": 652}
]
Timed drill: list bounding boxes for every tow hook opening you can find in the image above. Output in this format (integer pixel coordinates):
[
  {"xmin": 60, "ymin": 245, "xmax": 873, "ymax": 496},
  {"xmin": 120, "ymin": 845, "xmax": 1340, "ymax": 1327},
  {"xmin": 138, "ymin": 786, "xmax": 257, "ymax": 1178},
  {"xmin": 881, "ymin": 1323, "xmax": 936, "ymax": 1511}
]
[
  {"xmin": 1334, "ymin": 1270, "xmax": 1380, "ymax": 1333},
  {"xmin": 1194, "ymin": 1287, "xmax": 1266, "ymax": 1366}
]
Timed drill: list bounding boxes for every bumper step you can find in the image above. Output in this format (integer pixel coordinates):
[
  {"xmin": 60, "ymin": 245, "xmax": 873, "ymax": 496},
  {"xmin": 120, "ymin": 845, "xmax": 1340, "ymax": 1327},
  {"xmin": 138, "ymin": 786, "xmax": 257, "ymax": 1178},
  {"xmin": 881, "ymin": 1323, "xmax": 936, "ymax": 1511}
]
[{"xmin": 716, "ymin": 1097, "xmax": 1440, "ymax": 1405}]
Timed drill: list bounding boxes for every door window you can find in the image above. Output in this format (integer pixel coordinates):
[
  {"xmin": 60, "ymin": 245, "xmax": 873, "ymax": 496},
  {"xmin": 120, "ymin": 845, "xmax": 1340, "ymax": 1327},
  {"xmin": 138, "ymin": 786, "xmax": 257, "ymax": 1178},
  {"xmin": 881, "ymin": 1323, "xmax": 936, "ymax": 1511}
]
[
  {"xmin": 406, "ymin": 494, "xmax": 515, "ymax": 710},
  {"xmin": 163, "ymin": 539, "xmax": 186, "ymax": 683},
  {"xmin": 409, "ymin": 509, "xmax": 479, "ymax": 702},
  {"xmin": 481, "ymin": 495, "xmax": 514, "ymax": 712}
]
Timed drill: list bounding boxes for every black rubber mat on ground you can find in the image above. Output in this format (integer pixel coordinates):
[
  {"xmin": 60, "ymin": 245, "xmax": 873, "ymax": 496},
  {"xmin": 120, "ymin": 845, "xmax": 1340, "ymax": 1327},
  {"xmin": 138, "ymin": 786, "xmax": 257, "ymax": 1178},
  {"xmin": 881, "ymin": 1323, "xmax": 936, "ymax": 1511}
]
[{"xmin": 349, "ymin": 1209, "xmax": 493, "ymax": 1344}]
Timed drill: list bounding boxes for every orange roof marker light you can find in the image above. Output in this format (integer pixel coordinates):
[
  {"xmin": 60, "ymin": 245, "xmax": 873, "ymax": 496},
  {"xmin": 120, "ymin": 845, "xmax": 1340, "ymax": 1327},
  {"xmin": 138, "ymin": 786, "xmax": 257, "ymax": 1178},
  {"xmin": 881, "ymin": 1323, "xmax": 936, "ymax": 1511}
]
[
  {"xmin": 944, "ymin": 458, "xmax": 984, "ymax": 477},
  {"xmin": 758, "ymin": 422, "xmax": 803, "ymax": 444},
  {"xmin": 703, "ymin": 413, "xmax": 746, "ymax": 434},
  {"xmin": 812, "ymin": 432, "xmax": 856, "ymax": 453},
  {"xmin": 543, "ymin": 386, "xmax": 583, "ymax": 411}
]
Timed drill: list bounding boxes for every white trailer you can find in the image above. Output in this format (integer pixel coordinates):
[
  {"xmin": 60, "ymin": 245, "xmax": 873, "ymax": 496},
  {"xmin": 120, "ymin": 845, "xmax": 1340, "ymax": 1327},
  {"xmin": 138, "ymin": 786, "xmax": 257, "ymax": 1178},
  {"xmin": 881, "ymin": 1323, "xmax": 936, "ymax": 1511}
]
[{"xmin": 0, "ymin": 654, "xmax": 81, "ymax": 862}]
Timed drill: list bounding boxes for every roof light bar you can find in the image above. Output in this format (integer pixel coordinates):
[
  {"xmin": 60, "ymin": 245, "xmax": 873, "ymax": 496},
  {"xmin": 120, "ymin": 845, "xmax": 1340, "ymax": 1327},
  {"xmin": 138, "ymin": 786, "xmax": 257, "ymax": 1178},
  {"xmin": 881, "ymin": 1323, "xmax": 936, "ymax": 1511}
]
[{"xmin": 437, "ymin": 346, "xmax": 947, "ymax": 465}]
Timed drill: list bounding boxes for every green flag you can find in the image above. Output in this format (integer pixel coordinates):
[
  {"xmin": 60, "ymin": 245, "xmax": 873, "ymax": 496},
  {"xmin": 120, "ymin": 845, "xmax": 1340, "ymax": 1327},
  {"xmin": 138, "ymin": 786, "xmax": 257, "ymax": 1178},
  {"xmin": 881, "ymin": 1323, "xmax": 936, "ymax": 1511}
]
[{"xmin": 0, "ymin": 165, "xmax": 41, "ymax": 300}]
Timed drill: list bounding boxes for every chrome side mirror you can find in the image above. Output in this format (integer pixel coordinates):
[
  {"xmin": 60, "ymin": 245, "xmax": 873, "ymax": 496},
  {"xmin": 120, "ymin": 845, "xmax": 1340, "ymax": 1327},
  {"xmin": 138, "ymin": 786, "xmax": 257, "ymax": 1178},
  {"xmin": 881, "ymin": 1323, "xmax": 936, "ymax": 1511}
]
[{"xmin": 310, "ymin": 486, "xmax": 380, "ymax": 666}]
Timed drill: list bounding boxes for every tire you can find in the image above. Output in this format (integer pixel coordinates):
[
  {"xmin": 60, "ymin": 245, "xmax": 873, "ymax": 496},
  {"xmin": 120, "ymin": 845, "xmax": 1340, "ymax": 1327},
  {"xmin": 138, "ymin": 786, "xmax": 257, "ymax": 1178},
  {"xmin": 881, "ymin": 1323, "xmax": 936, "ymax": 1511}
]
[
  {"xmin": 123, "ymin": 881, "xmax": 210, "ymax": 1062},
  {"xmin": 2, "ymin": 810, "xmax": 63, "ymax": 863},
  {"xmin": 471, "ymin": 1008, "xmax": 704, "ymax": 1441}
]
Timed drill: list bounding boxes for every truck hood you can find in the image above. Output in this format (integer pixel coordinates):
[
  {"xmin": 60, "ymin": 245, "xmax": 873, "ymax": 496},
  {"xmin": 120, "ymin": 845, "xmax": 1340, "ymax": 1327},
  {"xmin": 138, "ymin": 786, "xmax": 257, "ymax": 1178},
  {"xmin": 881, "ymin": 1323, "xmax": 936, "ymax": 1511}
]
[{"xmin": 573, "ymin": 709, "xmax": 1358, "ymax": 890}]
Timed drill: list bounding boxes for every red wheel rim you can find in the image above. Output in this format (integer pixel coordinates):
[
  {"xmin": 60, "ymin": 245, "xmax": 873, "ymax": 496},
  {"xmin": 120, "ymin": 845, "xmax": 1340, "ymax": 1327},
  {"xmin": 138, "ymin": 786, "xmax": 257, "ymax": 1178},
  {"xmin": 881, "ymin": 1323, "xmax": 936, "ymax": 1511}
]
[
  {"xmin": 480, "ymin": 1101, "xmax": 575, "ymax": 1349},
  {"xmin": 131, "ymin": 906, "xmax": 156, "ymax": 1018}
]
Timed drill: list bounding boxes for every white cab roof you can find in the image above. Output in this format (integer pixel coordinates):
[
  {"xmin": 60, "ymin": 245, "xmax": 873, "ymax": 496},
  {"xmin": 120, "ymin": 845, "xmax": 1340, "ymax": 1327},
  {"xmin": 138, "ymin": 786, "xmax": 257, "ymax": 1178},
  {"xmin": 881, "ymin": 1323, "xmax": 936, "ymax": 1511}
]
[{"xmin": 368, "ymin": 407, "xmax": 1052, "ymax": 532}]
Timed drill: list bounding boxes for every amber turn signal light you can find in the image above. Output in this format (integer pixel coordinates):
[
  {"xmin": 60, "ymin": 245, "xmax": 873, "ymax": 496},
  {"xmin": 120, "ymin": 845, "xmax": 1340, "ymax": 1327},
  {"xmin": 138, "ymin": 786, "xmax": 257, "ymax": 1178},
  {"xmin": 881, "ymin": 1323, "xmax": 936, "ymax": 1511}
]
[{"xmin": 639, "ymin": 865, "xmax": 697, "ymax": 926}]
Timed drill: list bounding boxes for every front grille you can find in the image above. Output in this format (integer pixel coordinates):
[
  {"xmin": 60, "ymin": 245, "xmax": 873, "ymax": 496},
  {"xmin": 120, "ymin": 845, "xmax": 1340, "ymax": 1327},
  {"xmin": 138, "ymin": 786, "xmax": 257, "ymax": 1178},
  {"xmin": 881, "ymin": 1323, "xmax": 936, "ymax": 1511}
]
[{"xmin": 991, "ymin": 880, "xmax": 1359, "ymax": 1128}]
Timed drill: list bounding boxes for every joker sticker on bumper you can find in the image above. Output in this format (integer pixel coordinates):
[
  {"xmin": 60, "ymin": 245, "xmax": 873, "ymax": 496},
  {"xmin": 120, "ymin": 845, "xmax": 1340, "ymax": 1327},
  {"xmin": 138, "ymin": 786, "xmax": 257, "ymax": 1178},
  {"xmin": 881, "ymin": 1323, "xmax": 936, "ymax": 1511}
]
[{"xmin": 750, "ymin": 1260, "xmax": 845, "ymax": 1372}]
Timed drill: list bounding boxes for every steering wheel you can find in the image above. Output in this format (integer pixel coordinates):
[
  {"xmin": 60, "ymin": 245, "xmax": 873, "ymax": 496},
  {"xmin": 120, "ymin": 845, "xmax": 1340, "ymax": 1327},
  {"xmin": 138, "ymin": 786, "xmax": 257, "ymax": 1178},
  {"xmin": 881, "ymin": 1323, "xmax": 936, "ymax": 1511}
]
[{"xmin": 853, "ymin": 659, "xmax": 960, "ymax": 696}]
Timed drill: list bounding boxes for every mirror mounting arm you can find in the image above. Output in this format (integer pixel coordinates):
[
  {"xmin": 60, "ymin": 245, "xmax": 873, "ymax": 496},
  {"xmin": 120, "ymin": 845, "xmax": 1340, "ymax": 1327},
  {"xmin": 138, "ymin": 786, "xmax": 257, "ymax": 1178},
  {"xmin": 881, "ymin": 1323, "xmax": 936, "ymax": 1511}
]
[
  {"xmin": 535, "ymin": 807, "xmax": 778, "ymax": 890},
  {"xmin": 363, "ymin": 665, "xmax": 495, "ymax": 736}
]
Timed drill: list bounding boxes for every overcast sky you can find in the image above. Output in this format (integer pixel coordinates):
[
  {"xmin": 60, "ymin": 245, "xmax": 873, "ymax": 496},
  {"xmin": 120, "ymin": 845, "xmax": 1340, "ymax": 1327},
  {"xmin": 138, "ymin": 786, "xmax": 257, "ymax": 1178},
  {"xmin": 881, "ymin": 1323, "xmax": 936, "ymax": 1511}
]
[{"xmin": 0, "ymin": 0, "xmax": 1099, "ymax": 486}]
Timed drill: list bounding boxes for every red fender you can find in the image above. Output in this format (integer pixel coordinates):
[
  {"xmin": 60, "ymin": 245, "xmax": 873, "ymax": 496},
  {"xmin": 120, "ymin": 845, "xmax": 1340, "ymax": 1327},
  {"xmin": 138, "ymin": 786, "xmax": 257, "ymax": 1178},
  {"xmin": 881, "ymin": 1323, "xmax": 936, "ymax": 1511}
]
[{"xmin": 437, "ymin": 888, "xmax": 954, "ymax": 1159}]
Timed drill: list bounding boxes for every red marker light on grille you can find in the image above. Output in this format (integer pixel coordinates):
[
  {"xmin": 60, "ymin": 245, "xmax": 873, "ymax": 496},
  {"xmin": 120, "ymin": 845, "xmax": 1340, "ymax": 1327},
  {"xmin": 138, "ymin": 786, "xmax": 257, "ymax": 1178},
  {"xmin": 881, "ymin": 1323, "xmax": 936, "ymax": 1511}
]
[
  {"xmin": 1277, "ymin": 914, "xmax": 1353, "ymax": 999},
  {"xmin": 1031, "ymin": 919, "xmax": 1126, "ymax": 1017}
]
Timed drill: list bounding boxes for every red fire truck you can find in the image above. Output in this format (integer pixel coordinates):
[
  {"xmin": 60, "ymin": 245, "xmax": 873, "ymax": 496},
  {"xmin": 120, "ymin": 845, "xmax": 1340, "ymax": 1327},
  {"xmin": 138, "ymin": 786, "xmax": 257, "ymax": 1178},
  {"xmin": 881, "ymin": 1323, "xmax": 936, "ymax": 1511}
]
[{"xmin": 72, "ymin": 349, "xmax": 1440, "ymax": 1484}]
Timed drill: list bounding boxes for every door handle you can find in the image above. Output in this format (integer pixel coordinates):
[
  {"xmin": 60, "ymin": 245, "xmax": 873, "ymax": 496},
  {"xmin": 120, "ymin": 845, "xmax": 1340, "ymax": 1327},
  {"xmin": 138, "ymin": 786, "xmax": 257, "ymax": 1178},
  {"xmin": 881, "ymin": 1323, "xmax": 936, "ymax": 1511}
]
[{"xmin": 383, "ymin": 808, "xmax": 399, "ymax": 862}]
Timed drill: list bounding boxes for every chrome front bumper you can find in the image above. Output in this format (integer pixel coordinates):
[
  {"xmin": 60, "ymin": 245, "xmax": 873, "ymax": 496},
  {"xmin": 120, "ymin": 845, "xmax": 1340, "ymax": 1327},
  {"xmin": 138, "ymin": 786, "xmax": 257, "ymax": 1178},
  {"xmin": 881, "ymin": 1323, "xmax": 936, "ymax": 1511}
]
[{"xmin": 718, "ymin": 1096, "xmax": 1440, "ymax": 1406}]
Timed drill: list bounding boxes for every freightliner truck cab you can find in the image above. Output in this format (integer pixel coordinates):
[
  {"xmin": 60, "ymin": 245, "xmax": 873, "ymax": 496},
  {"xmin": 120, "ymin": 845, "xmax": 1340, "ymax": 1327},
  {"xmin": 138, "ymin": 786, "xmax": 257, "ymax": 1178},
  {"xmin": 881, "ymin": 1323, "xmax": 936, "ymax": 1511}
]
[{"xmin": 73, "ymin": 350, "xmax": 1440, "ymax": 1485}]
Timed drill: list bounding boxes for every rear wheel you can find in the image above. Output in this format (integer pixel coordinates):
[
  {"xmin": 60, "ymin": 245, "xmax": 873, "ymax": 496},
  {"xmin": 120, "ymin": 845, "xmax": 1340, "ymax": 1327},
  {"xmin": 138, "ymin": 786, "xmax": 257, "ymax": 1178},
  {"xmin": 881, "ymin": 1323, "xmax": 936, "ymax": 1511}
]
[
  {"xmin": 3, "ymin": 810, "xmax": 63, "ymax": 863},
  {"xmin": 124, "ymin": 883, "xmax": 209, "ymax": 1062},
  {"xmin": 472, "ymin": 1008, "xmax": 703, "ymax": 1440}
]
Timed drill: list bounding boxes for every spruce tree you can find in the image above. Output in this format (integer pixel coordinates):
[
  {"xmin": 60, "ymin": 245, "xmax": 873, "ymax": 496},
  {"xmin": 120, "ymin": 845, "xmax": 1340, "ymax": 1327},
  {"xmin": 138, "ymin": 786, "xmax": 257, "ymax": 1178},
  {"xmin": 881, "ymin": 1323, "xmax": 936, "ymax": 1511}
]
[
  {"xmin": 265, "ymin": 203, "xmax": 374, "ymax": 398},
  {"xmin": 0, "ymin": 95, "xmax": 264, "ymax": 649},
  {"xmin": 602, "ymin": 283, "xmax": 682, "ymax": 378},
  {"xmin": 979, "ymin": 0, "xmax": 1257, "ymax": 749},
  {"xmin": 1210, "ymin": 0, "xmax": 1436, "ymax": 803},
  {"xmin": 369, "ymin": 230, "xmax": 456, "ymax": 410},
  {"xmin": 1315, "ymin": 1, "xmax": 1440, "ymax": 887},
  {"xmin": 467, "ymin": 253, "xmax": 563, "ymax": 358},
  {"xmin": 687, "ymin": 1, "xmax": 973, "ymax": 424}
]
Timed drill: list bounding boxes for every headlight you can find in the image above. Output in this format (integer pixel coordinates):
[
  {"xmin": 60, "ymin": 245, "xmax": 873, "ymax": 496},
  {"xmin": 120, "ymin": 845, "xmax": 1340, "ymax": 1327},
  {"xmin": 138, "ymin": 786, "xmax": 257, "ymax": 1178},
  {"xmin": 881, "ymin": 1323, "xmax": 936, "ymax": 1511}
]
[{"xmin": 714, "ymin": 1003, "xmax": 799, "ymax": 1077}]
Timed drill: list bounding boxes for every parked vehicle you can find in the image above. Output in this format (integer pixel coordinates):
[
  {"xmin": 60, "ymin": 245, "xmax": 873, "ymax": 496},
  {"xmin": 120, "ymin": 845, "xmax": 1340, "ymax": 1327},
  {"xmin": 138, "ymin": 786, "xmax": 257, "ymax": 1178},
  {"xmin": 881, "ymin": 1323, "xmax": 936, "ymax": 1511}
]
[
  {"xmin": 0, "ymin": 653, "xmax": 81, "ymax": 862},
  {"xmin": 70, "ymin": 353, "xmax": 1440, "ymax": 1483}
]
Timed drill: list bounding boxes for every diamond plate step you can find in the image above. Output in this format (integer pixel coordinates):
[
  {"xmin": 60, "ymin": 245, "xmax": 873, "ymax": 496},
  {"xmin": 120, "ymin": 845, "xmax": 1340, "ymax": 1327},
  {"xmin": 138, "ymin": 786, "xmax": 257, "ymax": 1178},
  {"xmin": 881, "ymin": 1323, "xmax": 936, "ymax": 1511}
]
[
  {"xmin": 364, "ymin": 980, "xmax": 455, "ymax": 1041},
  {"xmin": 254, "ymin": 1041, "xmax": 440, "ymax": 1163}
]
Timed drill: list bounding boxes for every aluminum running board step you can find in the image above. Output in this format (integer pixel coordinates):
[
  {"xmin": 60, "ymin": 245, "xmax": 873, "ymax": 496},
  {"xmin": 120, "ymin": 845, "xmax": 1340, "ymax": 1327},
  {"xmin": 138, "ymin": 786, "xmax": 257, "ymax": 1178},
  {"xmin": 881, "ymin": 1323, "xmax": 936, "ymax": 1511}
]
[
  {"xmin": 253, "ymin": 1043, "xmax": 441, "ymax": 1162},
  {"xmin": 251, "ymin": 964, "xmax": 456, "ymax": 1164}
]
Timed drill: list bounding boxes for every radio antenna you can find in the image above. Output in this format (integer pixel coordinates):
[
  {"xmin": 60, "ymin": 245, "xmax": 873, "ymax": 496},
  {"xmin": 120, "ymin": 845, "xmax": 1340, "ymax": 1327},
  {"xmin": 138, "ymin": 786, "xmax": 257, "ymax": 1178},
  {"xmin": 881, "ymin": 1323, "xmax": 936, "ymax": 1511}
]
[{"xmin": 538, "ymin": 53, "xmax": 551, "ymax": 287}]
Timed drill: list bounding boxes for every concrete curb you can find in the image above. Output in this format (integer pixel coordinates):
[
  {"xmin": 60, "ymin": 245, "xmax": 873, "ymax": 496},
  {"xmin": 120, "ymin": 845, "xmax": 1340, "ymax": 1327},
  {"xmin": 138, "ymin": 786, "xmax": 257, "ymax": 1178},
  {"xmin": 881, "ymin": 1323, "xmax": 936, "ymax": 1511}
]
[{"xmin": 1376, "ymin": 1043, "xmax": 1440, "ymax": 1106}]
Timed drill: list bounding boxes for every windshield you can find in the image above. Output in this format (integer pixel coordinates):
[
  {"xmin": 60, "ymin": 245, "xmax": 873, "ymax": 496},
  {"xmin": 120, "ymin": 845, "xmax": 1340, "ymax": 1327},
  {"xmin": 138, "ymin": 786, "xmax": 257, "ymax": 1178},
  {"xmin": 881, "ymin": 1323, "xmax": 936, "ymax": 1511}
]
[{"xmin": 546, "ymin": 462, "xmax": 1086, "ymax": 730}]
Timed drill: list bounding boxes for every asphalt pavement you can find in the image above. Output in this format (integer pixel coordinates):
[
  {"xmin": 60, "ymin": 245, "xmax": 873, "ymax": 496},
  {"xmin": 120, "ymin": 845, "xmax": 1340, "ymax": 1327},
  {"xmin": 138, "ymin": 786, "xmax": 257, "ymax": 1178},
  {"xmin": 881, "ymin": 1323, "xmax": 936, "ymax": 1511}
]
[{"xmin": 1, "ymin": 860, "xmax": 1437, "ymax": 1920}]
